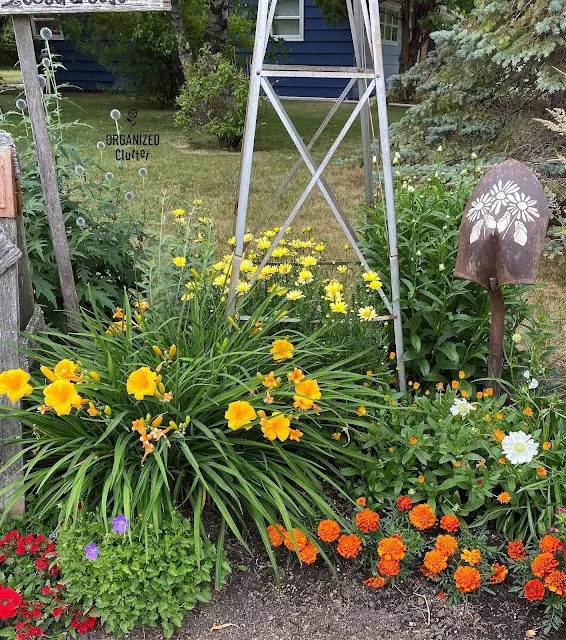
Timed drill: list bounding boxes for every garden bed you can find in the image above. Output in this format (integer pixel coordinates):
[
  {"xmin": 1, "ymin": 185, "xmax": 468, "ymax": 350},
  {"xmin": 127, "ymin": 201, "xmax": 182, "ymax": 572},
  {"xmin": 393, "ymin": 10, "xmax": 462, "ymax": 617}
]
[{"xmin": 106, "ymin": 538, "xmax": 563, "ymax": 640}]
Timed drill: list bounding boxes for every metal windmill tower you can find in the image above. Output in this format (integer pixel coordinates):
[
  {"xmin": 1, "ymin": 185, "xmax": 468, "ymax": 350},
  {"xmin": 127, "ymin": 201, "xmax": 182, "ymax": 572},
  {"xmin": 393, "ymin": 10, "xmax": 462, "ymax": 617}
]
[{"xmin": 227, "ymin": 0, "xmax": 406, "ymax": 391}]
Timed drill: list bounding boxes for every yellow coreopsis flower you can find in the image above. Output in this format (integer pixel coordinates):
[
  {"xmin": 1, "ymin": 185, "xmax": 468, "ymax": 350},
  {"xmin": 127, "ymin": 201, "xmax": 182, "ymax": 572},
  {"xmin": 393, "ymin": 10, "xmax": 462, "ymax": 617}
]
[
  {"xmin": 127, "ymin": 367, "xmax": 158, "ymax": 401},
  {"xmin": 0, "ymin": 369, "xmax": 33, "ymax": 403},
  {"xmin": 173, "ymin": 256, "xmax": 187, "ymax": 268},
  {"xmin": 358, "ymin": 306, "xmax": 377, "ymax": 322},
  {"xmin": 213, "ymin": 274, "xmax": 228, "ymax": 287},
  {"xmin": 181, "ymin": 293, "xmax": 195, "ymax": 301},
  {"xmin": 260, "ymin": 412, "xmax": 291, "ymax": 442},
  {"xmin": 264, "ymin": 229, "xmax": 276, "ymax": 238},
  {"xmin": 173, "ymin": 208, "xmax": 185, "ymax": 218},
  {"xmin": 325, "ymin": 280, "xmax": 344, "ymax": 296},
  {"xmin": 225, "ymin": 400, "xmax": 257, "ymax": 430},
  {"xmin": 368, "ymin": 279, "xmax": 383, "ymax": 291},
  {"xmin": 240, "ymin": 259, "xmax": 255, "ymax": 273},
  {"xmin": 362, "ymin": 270, "xmax": 379, "ymax": 282},
  {"xmin": 286, "ymin": 290, "xmax": 304, "ymax": 301},
  {"xmin": 257, "ymin": 237, "xmax": 271, "ymax": 250},
  {"xmin": 299, "ymin": 255, "xmax": 318, "ymax": 267},
  {"xmin": 293, "ymin": 379, "xmax": 321, "ymax": 411},
  {"xmin": 270, "ymin": 339, "xmax": 294, "ymax": 362},
  {"xmin": 272, "ymin": 247, "xmax": 291, "ymax": 258},
  {"xmin": 315, "ymin": 244, "xmax": 325, "ymax": 252},
  {"xmin": 44, "ymin": 379, "xmax": 83, "ymax": 416},
  {"xmin": 279, "ymin": 263, "xmax": 293, "ymax": 275},
  {"xmin": 337, "ymin": 265, "xmax": 347, "ymax": 274},
  {"xmin": 296, "ymin": 269, "xmax": 313, "ymax": 285},
  {"xmin": 236, "ymin": 281, "xmax": 251, "ymax": 295},
  {"xmin": 330, "ymin": 300, "xmax": 348, "ymax": 314},
  {"xmin": 243, "ymin": 232, "xmax": 254, "ymax": 243}
]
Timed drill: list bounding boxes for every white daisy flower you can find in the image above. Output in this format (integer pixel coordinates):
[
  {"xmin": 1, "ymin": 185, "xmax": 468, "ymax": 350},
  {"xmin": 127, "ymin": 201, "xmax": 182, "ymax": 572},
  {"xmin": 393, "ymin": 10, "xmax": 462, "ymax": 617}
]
[
  {"xmin": 450, "ymin": 398, "xmax": 476, "ymax": 418},
  {"xmin": 502, "ymin": 431, "xmax": 538, "ymax": 465}
]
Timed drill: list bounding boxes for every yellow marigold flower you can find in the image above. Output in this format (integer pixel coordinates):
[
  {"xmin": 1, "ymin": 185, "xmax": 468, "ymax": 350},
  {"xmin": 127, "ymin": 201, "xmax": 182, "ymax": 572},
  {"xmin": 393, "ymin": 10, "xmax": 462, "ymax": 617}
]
[
  {"xmin": 44, "ymin": 380, "xmax": 83, "ymax": 416},
  {"xmin": 173, "ymin": 256, "xmax": 187, "ymax": 268},
  {"xmin": 288, "ymin": 368, "xmax": 305, "ymax": 383},
  {"xmin": 173, "ymin": 208, "xmax": 185, "ymax": 217},
  {"xmin": 330, "ymin": 300, "xmax": 348, "ymax": 314},
  {"xmin": 0, "ymin": 369, "xmax": 33, "ymax": 403},
  {"xmin": 127, "ymin": 367, "xmax": 158, "ymax": 401},
  {"xmin": 461, "ymin": 548, "xmax": 481, "ymax": 566},
  {"xmin": 270, "ymin": 339, "xmax": 294, "ymax": 362},
  {"xmin": 537, "ymin": 467, "xmax": 547, "ymax": 477},
  {"xmin": 294, "ymin": 379, "xmax": 322, "ymax": 411},
  {"xmin": 225, "ymin": 401, "xmax": 256, "ymax": 430},
  {"xmin": 260, "ymin": 412, "xmax": 291, "ymax": 441},
  {"xmin": 493, "ymin": 429, "xmax": 505, "ymax": 443},
  {"xmin": 357, "ymin": 406, "xmax": 367, "ymax": 416}
]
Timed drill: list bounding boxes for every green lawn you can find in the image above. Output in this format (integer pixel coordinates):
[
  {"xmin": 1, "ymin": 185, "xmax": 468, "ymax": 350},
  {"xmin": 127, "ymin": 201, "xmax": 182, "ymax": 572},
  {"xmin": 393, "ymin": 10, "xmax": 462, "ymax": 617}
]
[{"xmin": 0, "ymin": 90, "xmax": 406, "ymax": 257}]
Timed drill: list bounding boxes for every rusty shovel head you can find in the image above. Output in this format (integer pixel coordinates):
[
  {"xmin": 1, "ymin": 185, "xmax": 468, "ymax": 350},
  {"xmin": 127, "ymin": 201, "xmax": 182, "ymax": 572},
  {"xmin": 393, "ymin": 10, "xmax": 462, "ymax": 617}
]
[{"xmin": 455, "ymin": 159, "xmax": 549, "ymax": 289}]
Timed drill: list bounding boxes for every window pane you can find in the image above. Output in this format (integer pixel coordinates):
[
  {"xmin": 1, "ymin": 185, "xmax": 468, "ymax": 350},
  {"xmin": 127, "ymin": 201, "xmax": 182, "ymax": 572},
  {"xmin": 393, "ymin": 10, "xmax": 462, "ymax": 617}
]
[
  {"xmin": 276, "ymin": 0, "xmax": 300, "ymax": 17},
  {"xmin": 273, "ymin": 18, "xmax": 301, "ymax": 37},
  {"xmin": 33, "ymin": 18, "xmax": 63, "ymax": 37}
]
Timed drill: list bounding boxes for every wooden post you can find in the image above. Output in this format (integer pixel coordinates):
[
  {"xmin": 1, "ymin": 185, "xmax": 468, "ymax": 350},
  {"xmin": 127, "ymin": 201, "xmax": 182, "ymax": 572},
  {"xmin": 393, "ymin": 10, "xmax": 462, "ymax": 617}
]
[{"xmin": 12, "ymin": 15, "xmax": 79, "ymax": 327}]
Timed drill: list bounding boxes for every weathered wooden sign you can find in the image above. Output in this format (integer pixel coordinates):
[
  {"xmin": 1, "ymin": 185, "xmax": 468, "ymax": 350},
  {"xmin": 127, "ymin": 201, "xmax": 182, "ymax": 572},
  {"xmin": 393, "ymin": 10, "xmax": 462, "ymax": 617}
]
[
  {"xmin": 0, "ymin": 0, "xmax": 171, "ymax": 13},
  {"xmin": 455, "ymin": 159, "xmax": 549, "ymax": 393}
]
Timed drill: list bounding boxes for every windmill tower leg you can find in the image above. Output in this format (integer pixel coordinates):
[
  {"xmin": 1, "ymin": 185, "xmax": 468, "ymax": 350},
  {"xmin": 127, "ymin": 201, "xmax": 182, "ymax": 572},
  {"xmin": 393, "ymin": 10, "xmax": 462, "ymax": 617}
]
[{"xmin": 227, "ymin": 0, "xmax": 270, "ymax": 318}]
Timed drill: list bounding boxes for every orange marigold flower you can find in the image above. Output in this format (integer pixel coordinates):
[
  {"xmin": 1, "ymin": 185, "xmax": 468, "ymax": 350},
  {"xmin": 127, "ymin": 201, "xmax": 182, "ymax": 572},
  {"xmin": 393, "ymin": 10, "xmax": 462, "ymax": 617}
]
[
  {"xmin": 423, "ymin": 549, "xmax": 448, "ymax": 576},
  {"xmin": 267, "ymin": 524, "xmax": 286, "ymax": 547},
  {"xmin": 477, "ymin": 391, "xmax": 484, "ymax": 400},
  {"xmin": 507, "ymin": 541, "xmax": 527, "ymax": 560},
  {"xmin": 418, "ymin": 475, "xmax": 425, "ymax": 484},
  {"xmin": 378, "ymin": 536, "xmax": 406, "ymax": 561},
  {"xmin": 397, "ymin": 495, "xmax": 413, "ymax": 511},
  {"xmin": 531, "ymin": 553, "xmax": 559, "ymax": 578},
  {"xmin": 356, "ymin": 497, "xmax": 367, "ymax": 507},
  {"xmin": 537, "ymin": 467, "xmax": 547, "ymax": 477},
  {"xmin": 409, "ymin": 436, "xmax": 418, "ymax": 445},
  {"xmin": 543, "ymin": 441, "xmax": 552, "ymax": 451},
  {"xmin": 499, "ymin": 457, "xmax": 506, "ymax": 465},
  {"xmin": 523, "ymin": 407, "xmax": 533, "ymax": 417},
  {"xmin": 435, "ymin": 535, "xmax": 458, "ymax": 558},
  {"xmin": 409, "ymin": 503, "xmax": 437, "ymax": 530},
  {"xmin": 459, "ymin": 370, "xmax": 466, "ymax": 379},
  {"xmin": 451, "ymin": 380, "xmax": 459, "ymax": 390},
  {"xmin": 378, "ymin": 557, "xmax": 400, "ymax": 577},
  {"xmin": 545, "ymin": 570, "xmax": 566, "ymax": 597},
  {"xmin": 490, "ymin": 563, "xmax": 508, "ymax": 584},
  {"xmin": 283, "ymin": 528, "xmax": 308, "ymax": 552},
  {"xmin": 524, "ymin": 579, "xmax": 545, "ymax": 602},
  {"xmin": 364, "ymin": 576, "xmax": 386, "ymax": 589},
  {"xmin": 356, "ymin": 508, "xmax": 380, "ymax": 533},
  {"xmin": 485, "ymin": 387, "xmax": 494, "ymax": 397},
  {"xmin": 461, "ymin": 548, "xmax": 481, "ymax": 566},
  {"xmin": 439, "ymin": 515, "xmax": 459, "ymax": 532},
  {"xmin": 461, "ymin": 390, "xmax": 469, "ymax": 398},
  {"xmin": 496, "ymin": 411, "xmax": 504, "ymax": 420},
  {"xmin": 318, "ymin": 519, "xmax": 341, "ymax": 543},
  {"xmin": 539, "ymin": 534, "xmax": 561, "ymax": 555},
  {"xmin": 437, "ymin": 592, "xmax": 446, "ymax": 599},
  {"xmin": 337, "ymin": 533, "xmax": 363, "ymax": 559},
  {"xmin": 299, "ymin": 541, "xmax": 318, "ymax": 565},
  {"xmin": 498, "ymin": 492, "xmax": 511, "ymax": 504},
  {"xmin": 454, "ymin": 566, "xmax": 481, "ymax": 593}
]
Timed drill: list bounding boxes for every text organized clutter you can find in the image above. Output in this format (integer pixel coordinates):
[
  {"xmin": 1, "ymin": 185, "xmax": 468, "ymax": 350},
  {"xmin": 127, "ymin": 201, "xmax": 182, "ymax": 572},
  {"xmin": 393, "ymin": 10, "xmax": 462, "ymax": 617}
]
[{"xmin": 0, "ymin": 0, "xmax": 170, "ymax": 13}]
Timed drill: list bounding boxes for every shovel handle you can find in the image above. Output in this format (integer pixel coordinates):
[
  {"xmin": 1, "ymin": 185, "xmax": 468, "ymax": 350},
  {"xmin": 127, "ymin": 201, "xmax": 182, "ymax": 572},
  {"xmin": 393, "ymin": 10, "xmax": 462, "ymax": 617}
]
[{"xmin": 488, "ymin": 279, "xmax": 504, "ymax": 396}]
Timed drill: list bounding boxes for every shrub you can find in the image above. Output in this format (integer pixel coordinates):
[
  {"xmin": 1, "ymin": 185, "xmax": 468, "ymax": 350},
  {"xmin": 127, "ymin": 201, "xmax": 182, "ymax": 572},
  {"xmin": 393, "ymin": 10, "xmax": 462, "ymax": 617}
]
[
  {"xmin": 56, "ymin": 512, "xmax": 226, "ymax": 637},
  {"xmin": 175, "ymin": 50, "xmax": 249, "ymax": 149},
  {"xmin": 361, "ymin": 166, "xmax": 532, "ymax": 383}
]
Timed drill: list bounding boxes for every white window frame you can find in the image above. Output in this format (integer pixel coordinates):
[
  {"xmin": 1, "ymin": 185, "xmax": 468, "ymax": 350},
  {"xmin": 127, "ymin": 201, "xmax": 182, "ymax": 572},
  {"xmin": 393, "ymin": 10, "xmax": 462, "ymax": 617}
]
[
  {"xmin": 380, "ymin": 10, "xmax": 400, "ymax": 46},
  {"xmin": 272, "ymin": 0, "xmax": 304, "ymax": 43},
  {"xmin": 31, "ymin": 17, "xmax": 65, "ymax": 41}
]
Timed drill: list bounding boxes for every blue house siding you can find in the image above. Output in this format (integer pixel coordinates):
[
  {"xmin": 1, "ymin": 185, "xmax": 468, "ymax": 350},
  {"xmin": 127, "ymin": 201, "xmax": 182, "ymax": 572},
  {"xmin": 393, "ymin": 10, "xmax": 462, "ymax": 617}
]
[
  {"xmin": 34, "ymin": 38, "xmax": 115, "ymax": 91},
  {"xmin": 270, "ymin": 0, "xmax": 401, "ymax": 98}
]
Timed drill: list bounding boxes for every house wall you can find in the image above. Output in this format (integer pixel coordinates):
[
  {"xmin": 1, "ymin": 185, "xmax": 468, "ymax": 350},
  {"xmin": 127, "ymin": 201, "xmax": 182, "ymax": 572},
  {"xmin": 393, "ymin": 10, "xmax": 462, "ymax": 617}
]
[{"xmin": 270, "ymin": 0, "xmax": 402, "ymax": 98}]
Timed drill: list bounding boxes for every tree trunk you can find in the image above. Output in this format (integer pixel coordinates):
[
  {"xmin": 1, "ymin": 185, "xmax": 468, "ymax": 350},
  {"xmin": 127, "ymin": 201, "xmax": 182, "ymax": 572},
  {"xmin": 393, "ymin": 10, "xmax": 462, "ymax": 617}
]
[
  {"xmin": 169, "ymin": 0, "xmax": 193, "ymax": 74},
  {"xmin": 399, "ymin": 0, "xmax": 412, "ymax": 74},
  {"xmin": 204, "ymin": 0, "xmax": 229, "ymax": 53}
]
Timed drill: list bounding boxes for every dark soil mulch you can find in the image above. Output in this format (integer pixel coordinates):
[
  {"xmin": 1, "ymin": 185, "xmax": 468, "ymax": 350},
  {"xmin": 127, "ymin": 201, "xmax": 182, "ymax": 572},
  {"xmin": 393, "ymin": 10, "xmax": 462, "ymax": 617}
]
[{"xmin": 95, "ymin": 537, "xmax": 563, "ymax": 640}]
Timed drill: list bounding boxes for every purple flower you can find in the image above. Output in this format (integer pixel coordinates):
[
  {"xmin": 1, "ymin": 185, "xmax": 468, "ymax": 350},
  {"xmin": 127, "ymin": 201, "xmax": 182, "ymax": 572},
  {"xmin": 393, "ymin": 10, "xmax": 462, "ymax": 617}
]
[
  {"xmin": 111, "ymin": 515, "xmax": 129, "ymax": 535},
  {"xmin": 49, "ymin": 532, "xmax": 57, "ymax": 540},
  {"xmin": 556, "ymin": 507, "xmax": 566, "ymax": 514},
  {"xmin": 84, "ymin": 542, "xmax": 99, "ymax": 561}
]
